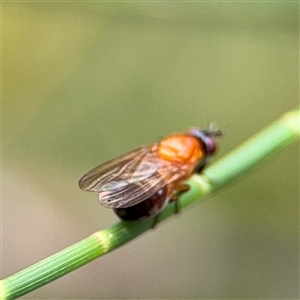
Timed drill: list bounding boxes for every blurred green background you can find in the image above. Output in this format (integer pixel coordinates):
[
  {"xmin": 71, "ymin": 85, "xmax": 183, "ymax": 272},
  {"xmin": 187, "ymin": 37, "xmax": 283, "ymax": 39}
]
[{"xmin": 2, "ymin": 2, "xmax": 299, "ymax": 299}]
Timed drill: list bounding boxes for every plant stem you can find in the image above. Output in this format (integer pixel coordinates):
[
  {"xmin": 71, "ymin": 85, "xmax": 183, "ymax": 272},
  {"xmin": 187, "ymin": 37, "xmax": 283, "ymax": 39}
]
[{"xmin": 1, "ymin": 108, "xmax": 299, "ymax": 300}]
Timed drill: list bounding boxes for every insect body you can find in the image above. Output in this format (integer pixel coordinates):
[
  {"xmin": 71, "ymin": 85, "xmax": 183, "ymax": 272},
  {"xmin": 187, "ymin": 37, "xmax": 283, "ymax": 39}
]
[{"xmin": 79, "ymin": 127, "xmax": 221, "ymax": 221}]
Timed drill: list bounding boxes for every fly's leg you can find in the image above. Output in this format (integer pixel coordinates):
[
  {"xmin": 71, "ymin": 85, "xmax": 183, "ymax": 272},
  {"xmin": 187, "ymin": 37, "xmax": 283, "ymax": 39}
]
[
  {"xmin": 194, "ymin": 159, "xmax": 207, "ymax": 174},
  {"xmin": 170, "ymin": 183, "xmax": 190, "ymax": 214},
  {"xmin": 151, "ymin": 183, "xmax": 190, "ymax": 229},
  {"xmin": 151, "ymin": 215, "xmax": 159, "ymax": 229}
]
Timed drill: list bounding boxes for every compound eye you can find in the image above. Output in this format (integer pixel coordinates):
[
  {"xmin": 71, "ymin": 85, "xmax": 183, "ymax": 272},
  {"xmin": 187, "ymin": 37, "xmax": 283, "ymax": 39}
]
[
  {"xmin": 187, "ymin": 126, "xmax": 221, "ymax": 156},
  {"xmin": 204, "ymin": 136, "xmax": 217, "ymax": 156}
]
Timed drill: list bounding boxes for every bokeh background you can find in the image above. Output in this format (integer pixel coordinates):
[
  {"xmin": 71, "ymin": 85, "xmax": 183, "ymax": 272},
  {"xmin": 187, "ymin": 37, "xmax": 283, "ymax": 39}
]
[{"xmin": 2, "ymin": 2, "xmax": 299, "ymax": 299}]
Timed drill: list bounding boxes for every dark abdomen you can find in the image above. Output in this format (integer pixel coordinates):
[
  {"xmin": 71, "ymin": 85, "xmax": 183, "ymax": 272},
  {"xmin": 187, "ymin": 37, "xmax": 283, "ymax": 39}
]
[{"xmin": 113, "ymin": 187, "xmax": 169, "ymax": 221}]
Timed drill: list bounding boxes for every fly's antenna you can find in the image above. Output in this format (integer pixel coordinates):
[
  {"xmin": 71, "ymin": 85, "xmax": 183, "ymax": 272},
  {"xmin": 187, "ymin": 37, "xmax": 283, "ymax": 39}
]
[{"xmin": 205, "ymin": 122, "xmax": 224, "ymax": 137}]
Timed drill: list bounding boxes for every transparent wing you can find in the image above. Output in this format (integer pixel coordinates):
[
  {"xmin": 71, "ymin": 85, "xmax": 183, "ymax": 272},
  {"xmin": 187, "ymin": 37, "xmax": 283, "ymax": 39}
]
[
  {"xmin": 99, "ymin": 168, "xmax": 167, "ymax": 208},
  {"xmin": 79, "ymin": 145, "xmax": 189, "ymax": 209},
  {"xmin": 79, "ymin": 147, "xmax": 150, "ymax": 192}
]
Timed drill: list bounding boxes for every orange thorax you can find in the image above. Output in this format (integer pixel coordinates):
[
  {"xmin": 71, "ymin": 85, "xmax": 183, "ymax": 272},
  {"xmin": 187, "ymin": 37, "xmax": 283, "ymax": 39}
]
[{"xmin": 157, "ymin": 134, "xmax": 205, "ymax": 165}]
